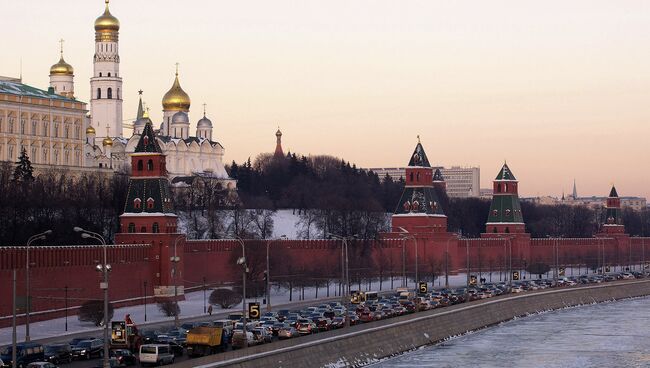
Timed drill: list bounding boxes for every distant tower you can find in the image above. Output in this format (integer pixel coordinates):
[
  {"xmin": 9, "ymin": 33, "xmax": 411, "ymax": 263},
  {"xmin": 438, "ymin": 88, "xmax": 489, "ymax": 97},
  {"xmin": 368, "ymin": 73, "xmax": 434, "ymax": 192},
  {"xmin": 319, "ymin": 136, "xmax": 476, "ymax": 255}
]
[
  {"xmin": 274, "ymin": 128, "xmax": 284, "ymax": 159},
  {"xmin": 49, "ymin": 39, "xmax": 74, "ymax": 98},
  {"xmin": 391, "ymin": 138, "xmax": 447, "ymax": 233},
  {"xmin": 600, "ymin": 185, "xmax": 625, "ymax": 235},
  {"xmin": 90, "ymin": 0, "xmax": 123, "ymax": 140},
  {"xmin": 433, "ymin": 168, "xmax": 446, "ymax": 192},
  {"xmin": 572, "ymin": 179, "xmax": 578, "ymax": 199},
  {"xmin": 484, "ymin": 162, "xmax": 525, "ymax": 234},
  {"xmin": 161, "ymin": 64, "xmax": 191, "ymax": 136}
]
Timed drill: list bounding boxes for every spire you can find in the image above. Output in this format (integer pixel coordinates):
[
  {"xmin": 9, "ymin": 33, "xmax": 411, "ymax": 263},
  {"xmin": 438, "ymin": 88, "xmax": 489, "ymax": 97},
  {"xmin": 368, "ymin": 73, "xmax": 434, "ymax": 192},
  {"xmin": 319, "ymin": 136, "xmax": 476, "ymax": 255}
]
[
  {"xmin": 407, "ymin": 138, "xmax": 431, "ymax": 167},
  {"xmin": 495, "ymin": 162, "xmax": 516, "ymax": 181},
  {"xmin": 609, "ymin": 185, "xmax": 618, "ymax": 198},
  {"xmin": 274, "ymin": 127, "xmax": 284, "ymax": 159},
  {"xmin": 433, "ymin": 168, "xmax": 444, "ymax": 182},
  {"xmin": 135, "ymin": 120, "xmax": 162, "ymax": 153},
  {"xmin": 572, "ymin": 179, "xmax": 578, "ymax": 199},
  {"xmin": 136, "ymin": 90, "xmax": 144, "ymax": 120},
  {"xmin": 203, "ymin": 103, "xmax": 207, "ymax": 118}
]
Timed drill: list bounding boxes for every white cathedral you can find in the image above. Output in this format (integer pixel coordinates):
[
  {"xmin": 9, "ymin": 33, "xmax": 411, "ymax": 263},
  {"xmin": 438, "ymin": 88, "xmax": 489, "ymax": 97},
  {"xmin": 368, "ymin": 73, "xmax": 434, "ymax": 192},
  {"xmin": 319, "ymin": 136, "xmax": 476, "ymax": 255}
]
[{"xmin": 51, "ymin": 0, "xmax": 234, "ymax": 187}]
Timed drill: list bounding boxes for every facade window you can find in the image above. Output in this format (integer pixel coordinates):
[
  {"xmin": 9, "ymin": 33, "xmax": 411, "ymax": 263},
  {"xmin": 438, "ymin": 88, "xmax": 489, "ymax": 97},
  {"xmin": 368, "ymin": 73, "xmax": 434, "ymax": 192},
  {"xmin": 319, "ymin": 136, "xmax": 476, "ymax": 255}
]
[
  {"xmin": 147, "ymin": 198, "xmax": 154, "ymax": 209},
  {"xmin": 107, "ymin": 88, "xmax": 112, "ymax": 99},
  {"xmin": 134, "ymin": 198, "xmax": 141, "ymax": 209},
  {"xmin": 54, "ymin": 123, "xmax": 59, "ymax": 137},
  {"xmin": 31, "ymin": 148, "xmax": 37, "ymax": 163},
  {"xmin": 75, "ymin": 126, "xmax": 80, "ymax": 139},
  {"xmin": 97, "ymin": 88, "xmax": 101, "ymax": 99},
  {"xmin": 20, "ymin": 120, "xmax": 25, "ymax": 134},
  {"xmin": 108, "ymin": 72, "xmax": 111, "ymax": 77},
  {"xmin": 99, "ymin": 72, "xmax": 102, "ymax": 77},
  {"xmin": 140, "ymin": 226, "xmax": 147, "ymax": 232},
  {"xmin": 137, "ymin": 160, "xmax": 143, "ymax": 171},
  {"xmin": 64, "ymin": 150, "xmax": 69, "ymax": 165},
  {"xmin": 8, "ymin": 146, "xmax": 14, "ymax": 160},
  {"xmin": 31, "ymin": 121, "xmax": 37, "ymax": 135},
  {"xmin": 505, "ymin": 227, "xmax": 510, "ymax": 233},
  {"xmin": 147, "ymin": 159, "xmax": 153, "ymax": 171},
  {"xmin": 128, "ymin": 223, "xmax": 135, "ymax": 233},
  {"xmin": 42, "ymin": 149, "xmax": 47, "ymax": 163},
  {"xmin": 0, "ymin": 117, "xmax": 2, "ymax": 132},
  {"xmin": 117, "ymin": 88, "xmax": 120, "ymax": 99},
  {"xmin": 65, "ymin": 126, "xmax": 69, "ymax": 139},
  {"xmin": 54, "ymin": 149, "xmax": 59, "ymax": 164},
  {"xmin": 152, "ymin": 222, "xmax": 159, "ymax": 233},
  {"xmin": 43, "ymin": 122, "xmax": 48, "ymax": 136},
  {"xmin": 8, "ymin": 118, "xmax": 14, "ymax": 133}
]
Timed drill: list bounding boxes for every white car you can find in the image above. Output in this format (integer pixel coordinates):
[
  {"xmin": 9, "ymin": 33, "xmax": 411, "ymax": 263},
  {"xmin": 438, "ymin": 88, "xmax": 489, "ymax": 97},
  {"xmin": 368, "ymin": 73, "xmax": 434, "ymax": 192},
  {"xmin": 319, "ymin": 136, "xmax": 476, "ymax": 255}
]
[{"xmin": 139, "ymin": 344, "xmax": 174, "ymax": 366}]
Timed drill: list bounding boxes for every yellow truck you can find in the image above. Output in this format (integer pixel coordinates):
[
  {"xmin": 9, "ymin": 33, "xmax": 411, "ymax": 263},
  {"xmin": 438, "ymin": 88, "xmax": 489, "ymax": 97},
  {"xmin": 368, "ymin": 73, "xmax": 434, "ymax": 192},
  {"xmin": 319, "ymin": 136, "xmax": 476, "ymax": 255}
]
[{"xmin": 186, "ymin": 326, "xmax": 228, "ymax": 357}]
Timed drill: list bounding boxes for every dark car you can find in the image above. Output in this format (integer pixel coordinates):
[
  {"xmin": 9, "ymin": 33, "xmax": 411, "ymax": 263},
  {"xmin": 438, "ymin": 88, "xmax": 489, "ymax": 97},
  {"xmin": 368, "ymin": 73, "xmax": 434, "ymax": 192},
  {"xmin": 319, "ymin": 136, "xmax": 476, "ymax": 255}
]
[
  {"xmin": 330, "ymin": 316, "xmax": 346, "ymax": 329},
  {"xmin": 1, "ymin": 343, "xmax": 45, "ymax": 368},
  {"xmin": 91, "ymin": 357, "xmax": 120, "ymax": 368},
  {"xmin": 110, "ymin": 349, "xmax": 137, "ymax": 366},
  {"xmin": 44, "ymin": 343, "xmax": 72, "ymax": 364},
  {"xmin": 71, "ymin": 339, "xmax": 103, "ymax": 360},
  {"xmin": 68, "ymin": 337, "xmax": 97, "ymax": 347},
  {"xmin": 154, "ymin": 337, "xmax": 183, "ymax": 357}
]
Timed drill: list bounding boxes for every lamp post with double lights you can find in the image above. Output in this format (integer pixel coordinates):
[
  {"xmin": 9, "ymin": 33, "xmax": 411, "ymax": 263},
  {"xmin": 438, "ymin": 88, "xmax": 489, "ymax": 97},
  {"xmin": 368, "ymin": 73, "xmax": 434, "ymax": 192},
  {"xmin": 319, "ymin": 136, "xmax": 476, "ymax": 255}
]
[
  {"xmin": 73, "ymin": 227, "xmax": 110, "ymax": 368},
  {"xmin": 397, "ymin": 227, "xmax": 419, "ymax": 286},
  {"xmin": 234, "ymin": 237, "xmax": 248, "ymax": 348},
  {"xmin": 328, "ymin": 234, "xmax": 357, "ymax": 327},
  {"xmin": 25, "ymin": 229, "xmax": 52, "ymax": 342},
  {"xmin": 445, "ymin": 236, "xmax": 457, "ymax": 289},
  {"xmin": 265, "ymin": 235, "xmax": 287, "ymax": 312}
]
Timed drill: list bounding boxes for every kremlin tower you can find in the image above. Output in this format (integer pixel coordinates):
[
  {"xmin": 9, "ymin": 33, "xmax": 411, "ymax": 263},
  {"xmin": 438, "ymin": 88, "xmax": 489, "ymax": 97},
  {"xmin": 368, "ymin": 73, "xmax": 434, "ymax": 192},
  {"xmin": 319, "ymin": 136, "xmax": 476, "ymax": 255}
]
[
  {"xmin": 599, "ymin": 185, "xmax": 625, "ymax": 235},
  {"xmin": 483, "ymin": 163, "xmax": 526, "ymax": 235}
]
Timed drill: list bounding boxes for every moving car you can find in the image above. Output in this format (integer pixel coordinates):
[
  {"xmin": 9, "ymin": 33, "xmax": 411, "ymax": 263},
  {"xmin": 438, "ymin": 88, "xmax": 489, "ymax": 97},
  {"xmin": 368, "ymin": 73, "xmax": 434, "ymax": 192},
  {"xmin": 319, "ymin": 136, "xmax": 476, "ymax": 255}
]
[
  {"xmin": 139, "ymin": 344, "xmax": 174, "ymax": 366},
  {"xmin": 110, "ymin": 349, "xmax": 137, "ymax": 366},
  {"xmin": 44, "ymin": 343, "xmax": 72, "ymax": 364},
  {"xmin": 1, "ymin": 342, "xmax": 45, "ymax": 368},
  {"xmin": 71, "ymin": 339, "xmax": 103, "ymax": 360}
]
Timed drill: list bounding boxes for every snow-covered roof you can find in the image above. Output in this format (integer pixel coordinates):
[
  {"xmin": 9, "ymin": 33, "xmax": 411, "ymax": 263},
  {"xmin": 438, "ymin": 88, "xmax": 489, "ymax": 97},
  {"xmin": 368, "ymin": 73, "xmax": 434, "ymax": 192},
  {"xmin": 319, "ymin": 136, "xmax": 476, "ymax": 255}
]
[{"xmin": 0, "ymin": 80, "xmax": 80, "ymax": 102}]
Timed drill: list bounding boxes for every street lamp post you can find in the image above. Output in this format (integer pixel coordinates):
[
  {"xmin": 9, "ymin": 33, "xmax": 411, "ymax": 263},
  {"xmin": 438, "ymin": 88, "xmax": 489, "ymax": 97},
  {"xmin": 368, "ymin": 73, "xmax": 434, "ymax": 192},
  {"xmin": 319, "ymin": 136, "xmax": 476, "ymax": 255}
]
[
  {"xmin": 203, "ymin": 277, "xmax": 207, "ymax": 314},
  {"xmin": 398, "ymin": 228, "xmax": 418, "ymax": 285},
  {"xmin": 25, "ymin": 230, "xmax": 52, "ymax": 342},
  {"xmin": 235, "ymin": 237, "xmax": 248, "ymax": 349},
  {"xmin": 171, "ymin": 236, "xmax": 183, "ymax": 328},
  {"xmin": 329, "ymin": 234, "xmax": 355, "ymax": 327},
  {"xmin": 73, "ymin": 227, "xmax": 110, "ymax": 368},
  {"xmin": 401, "ymin": 237, "xmax": 406, "ymax": 287},
  {"xmin": 265, "ymin": 235, "xmax": 287, "ymax": 312},
  {"xmin": 507, "ymin": 238, "xmax": 513, "ymax": 288},
  {"xmin": 64, "ymin": 285, "xmax": 68, "ymax": 332},
  {"xmin": 445, "ymin": 237, "xmax": 455, "ymax": 289},
  {"xmin": 143, "ymin": 281, "xmax": 147, "ymax": 322}
]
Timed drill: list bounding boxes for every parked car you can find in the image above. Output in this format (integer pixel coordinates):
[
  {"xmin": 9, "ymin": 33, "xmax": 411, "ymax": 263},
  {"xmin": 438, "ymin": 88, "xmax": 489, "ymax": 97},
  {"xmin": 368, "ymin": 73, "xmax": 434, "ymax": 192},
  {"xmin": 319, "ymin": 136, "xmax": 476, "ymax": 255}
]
[
  {"xmin": 44, "ymin": 343, "xmax": 72, "ymax": 364},
  {"xmin": 110, "ymin": 349, "xmax": 137, "ymax": 366},
  {"xmin": 71, "ymin": 339, "xmax": 103, "ymax": 360},
  {"xmin": 27, "ymin": 363, "xmax": 59, "ymax": 368},
  {"xmin": 139, "ymin": 344, "xmax": 174, "ymax": 366},
  {"xmin": 0, "ymin": 342, "xmax": 45, "ymax": 368},
  {"xmin": 296, "ymin": 319, "xmax": 317, "ymax": 335},
  {"xmin": 252, "ymin": 327, "xmax": 273, "ymax": 343},
  {"xmin": 68, "ymin": 337, "xmax": 97, "ymax": 347}
]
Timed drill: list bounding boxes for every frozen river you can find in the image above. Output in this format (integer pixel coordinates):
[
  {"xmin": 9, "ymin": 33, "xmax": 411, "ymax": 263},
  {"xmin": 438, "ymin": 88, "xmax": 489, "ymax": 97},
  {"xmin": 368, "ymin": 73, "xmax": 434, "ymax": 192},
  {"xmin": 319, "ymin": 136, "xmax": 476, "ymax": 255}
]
[{"xmin": 371, "ymin": 296, "xmax": 650, "ymax": 368}]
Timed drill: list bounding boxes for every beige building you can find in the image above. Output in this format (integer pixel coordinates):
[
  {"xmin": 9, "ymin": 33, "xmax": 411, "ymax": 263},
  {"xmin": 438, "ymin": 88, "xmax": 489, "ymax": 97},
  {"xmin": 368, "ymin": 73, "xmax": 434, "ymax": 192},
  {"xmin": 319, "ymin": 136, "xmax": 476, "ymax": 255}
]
[
  {"xmin": 0, "ymin": 76, "xmax": 88, "ymax": 168},
  {"xmin": 369, "ymin": 165, "xmax": 481, "ymax": 198}
]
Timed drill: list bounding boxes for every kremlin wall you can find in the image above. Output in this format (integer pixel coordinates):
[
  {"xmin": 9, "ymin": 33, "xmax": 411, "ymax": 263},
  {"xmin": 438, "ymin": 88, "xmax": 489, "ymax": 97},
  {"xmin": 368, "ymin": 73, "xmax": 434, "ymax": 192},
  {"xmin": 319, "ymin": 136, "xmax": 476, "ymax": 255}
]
[{"xmin": 0, "ymin": 128, "xmax": 647, "ymax": 327}]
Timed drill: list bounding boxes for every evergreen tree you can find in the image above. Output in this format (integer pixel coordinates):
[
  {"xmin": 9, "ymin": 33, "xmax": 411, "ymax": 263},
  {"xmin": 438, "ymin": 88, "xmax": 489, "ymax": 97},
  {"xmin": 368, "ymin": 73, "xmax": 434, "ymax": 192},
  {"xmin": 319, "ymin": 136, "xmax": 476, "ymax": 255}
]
[{"xmin": 13, "ymin": 148, "xmax": 35, "ymax": 184}]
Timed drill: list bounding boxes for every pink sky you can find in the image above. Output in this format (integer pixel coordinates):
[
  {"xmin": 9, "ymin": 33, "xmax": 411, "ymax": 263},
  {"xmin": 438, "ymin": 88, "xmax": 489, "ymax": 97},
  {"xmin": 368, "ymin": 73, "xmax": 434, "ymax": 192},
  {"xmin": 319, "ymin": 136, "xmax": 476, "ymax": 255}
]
[{"xmin": 2, "ymin": 1, "xmax": 649, "ymax": 198}]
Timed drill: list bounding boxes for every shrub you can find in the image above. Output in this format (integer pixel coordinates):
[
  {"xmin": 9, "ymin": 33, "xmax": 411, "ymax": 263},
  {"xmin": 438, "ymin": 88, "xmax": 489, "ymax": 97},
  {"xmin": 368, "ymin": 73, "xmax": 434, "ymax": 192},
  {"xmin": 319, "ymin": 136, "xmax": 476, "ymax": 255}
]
[
  {"xmin": 78, "ymin": 300, "xmax": 114, "ymax": 326},
  {"xmin": 209, "ymin": 288, "xmax": 242, "ymax": 309},
  {"xmin": 158, "ymin": 300, "xmax": 180, "ymax": 317}
]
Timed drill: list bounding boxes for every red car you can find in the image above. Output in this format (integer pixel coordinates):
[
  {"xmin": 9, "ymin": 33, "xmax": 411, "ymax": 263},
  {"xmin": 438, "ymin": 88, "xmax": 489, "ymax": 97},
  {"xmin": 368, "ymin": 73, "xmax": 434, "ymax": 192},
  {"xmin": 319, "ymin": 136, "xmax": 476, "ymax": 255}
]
[{"xmin": 360, "ymin": 311, "xmax": 375, "ymax": 323}]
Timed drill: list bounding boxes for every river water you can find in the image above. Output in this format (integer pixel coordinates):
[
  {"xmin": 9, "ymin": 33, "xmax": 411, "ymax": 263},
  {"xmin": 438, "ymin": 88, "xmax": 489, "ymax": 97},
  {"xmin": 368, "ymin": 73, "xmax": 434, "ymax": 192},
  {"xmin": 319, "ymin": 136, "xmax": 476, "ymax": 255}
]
[{"xmin": 370, "ymin": 297, "xmax": 650, "ymax": 368}]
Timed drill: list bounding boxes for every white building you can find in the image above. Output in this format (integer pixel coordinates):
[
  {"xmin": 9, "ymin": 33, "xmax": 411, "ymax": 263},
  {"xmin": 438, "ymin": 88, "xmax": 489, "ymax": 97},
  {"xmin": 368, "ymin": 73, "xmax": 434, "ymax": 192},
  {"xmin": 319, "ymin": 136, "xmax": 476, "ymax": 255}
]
[{"xmin": 368, "ymin": 166, "xmax": 481, "ymax": 198}]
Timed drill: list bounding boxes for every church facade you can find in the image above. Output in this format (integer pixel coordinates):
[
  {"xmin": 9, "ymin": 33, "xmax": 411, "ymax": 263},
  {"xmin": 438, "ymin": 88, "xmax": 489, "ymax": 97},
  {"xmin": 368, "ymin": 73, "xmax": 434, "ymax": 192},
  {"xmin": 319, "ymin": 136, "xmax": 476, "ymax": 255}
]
[{"xmin": 1, "ymin": 1, "xmax": 234, "ymax": 188}]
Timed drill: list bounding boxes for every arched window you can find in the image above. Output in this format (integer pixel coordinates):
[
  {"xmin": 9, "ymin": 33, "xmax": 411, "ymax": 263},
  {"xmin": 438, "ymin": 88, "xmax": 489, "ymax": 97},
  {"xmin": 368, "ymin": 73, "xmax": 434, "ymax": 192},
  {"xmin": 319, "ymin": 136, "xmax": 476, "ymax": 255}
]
[
  {"xmin": 492, "ymin": 227, "xmax": 497, "ymax": 233},
  {"xmin": 416, "ymin": 172, "xmax": 420, "ymax": 182},
  {"xmin": 107, "ymin": 88, "xmax": 112, "ymax": 99},
  {"xmin": 117, "ymin": 88, "xmax": 120, "ymax": 99},
  {"xmin": 504, "ymin": 183, "xmax": 508, "ymax": 192},
  {"xmin": 99, "ymin": 72, "xmax": 102, "ymax": 77},
  {"xmin": 147, "ymin": 159, "xmax": 153, "ymax": 171},
  {"xmin": 497, "ymin": 183, "xmax": 501, "ymax": 192},
  {"xmin": 97, "ymin": 88, "xmax": 101, "ymax": 99},
  {"xmin": 152, "ymin": 222, "xmax": 160, "ymax": 234},
  {"xmin": 409, "ymin": 172, "xmax": 414, "ymax": 182},
  {"xmin": 505, "ymin": 227, "xmax": 510, "ymax": 233},
  {"xmin": 128, "ymin": 223, "xmax": 136, "ymax": 233},
  {"xmin": 137, "ymin": 160, "xmax": 143, "ymax": 171},
  {"xmin": 108, "ymin": 72, "xmax": 111, "ymax": 77}
]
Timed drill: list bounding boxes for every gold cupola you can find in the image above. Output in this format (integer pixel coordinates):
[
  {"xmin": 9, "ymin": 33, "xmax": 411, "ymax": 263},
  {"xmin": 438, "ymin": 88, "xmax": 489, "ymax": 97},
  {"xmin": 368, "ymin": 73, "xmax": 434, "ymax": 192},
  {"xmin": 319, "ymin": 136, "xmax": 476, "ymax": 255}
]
[
  {"xmin": 102, "ymin": 137, "xmax": 113, "ymax": 146},
  {"xmin": 162, "ymin": 67, "xmax": 191, "ymax": 112},
  {"xmin": 86, "ymin": 126, "xmax": 96, "ymax": 135},
  {"xmin": 95, "ymin": 0, "xmax": 120, "ymax": 40},
  {"xmin": 50, "ymin": 56, "xmax": 74, "ymax": 76}
]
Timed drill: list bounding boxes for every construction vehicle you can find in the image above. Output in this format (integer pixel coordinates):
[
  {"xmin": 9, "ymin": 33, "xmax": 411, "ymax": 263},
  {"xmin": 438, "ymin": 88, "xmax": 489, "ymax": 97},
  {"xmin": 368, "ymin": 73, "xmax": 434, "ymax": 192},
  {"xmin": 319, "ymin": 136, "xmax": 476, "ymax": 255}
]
[
  {"xmin": 186, "ymin": 326, "xmax": 228, "ymax": 357},
  {"xmin": 110, "ymin": 314, "xmax": 142, "ymax": 352}
]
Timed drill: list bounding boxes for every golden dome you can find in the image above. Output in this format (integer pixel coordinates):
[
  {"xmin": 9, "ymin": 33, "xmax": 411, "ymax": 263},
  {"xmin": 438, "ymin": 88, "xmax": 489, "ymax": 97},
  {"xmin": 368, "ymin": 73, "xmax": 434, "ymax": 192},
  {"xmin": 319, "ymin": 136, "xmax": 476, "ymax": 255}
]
[
  {"xmin": 50, "ymin": 57, "xmax": 74, "ymax": 76},
  {"xmin": 162, "ymin": 73, "xmax": 191, "ymax": 112},
  {"xmin": 94, "ymin": 0, "xmax": 120, "ymax": 33},
  {"xmin": 86, "ymin": 126, "xmax": 96, "ymax": 135},
  {"xmin": 102, "ymin": 137, "xmax": 113, "ymax": 146}
]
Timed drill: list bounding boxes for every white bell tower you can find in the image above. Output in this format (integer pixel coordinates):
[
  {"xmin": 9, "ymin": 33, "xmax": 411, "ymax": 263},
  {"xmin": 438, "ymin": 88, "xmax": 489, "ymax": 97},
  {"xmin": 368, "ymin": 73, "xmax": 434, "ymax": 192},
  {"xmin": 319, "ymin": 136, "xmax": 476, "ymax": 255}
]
[{"xmin": 90, "ymin": 0, "xmax": 123, "ymax": 143}]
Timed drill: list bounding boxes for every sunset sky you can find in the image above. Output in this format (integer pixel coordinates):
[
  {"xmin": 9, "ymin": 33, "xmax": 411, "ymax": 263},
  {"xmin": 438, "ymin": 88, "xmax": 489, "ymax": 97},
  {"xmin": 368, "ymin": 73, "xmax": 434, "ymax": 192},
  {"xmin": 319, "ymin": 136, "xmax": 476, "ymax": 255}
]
[{"xmin": 2, "ymin": 1, "xmax": 649, "ymax": 198}]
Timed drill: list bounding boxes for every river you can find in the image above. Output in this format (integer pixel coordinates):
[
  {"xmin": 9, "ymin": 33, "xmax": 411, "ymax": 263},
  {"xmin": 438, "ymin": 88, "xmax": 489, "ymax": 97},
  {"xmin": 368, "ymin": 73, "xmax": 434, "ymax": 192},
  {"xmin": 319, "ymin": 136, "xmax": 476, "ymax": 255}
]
[{"xmin": 370, "ymin": 296, "xmax": 650, "ymax": 368}]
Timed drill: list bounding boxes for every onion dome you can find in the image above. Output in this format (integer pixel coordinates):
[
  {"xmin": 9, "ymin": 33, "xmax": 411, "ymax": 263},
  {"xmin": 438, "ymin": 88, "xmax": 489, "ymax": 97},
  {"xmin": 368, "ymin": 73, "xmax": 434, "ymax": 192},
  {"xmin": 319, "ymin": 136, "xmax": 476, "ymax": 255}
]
[
  {"xmin": 276, "ymin": 128, "xmax": 282, "ymax": 137},
  {"xmin": 86, "ymin": 126, "xmax": 96, "ymax": 135},
  {"xmin": 50, "ymin": 56, "xmax": 74, "ymax": 76},
  {"xmin": 171, "ymin": 111, "xmax": 189, "ymax": 125},
  {"xmin": 162, "ymin": 71, "xmax": 191, "ymax": 112},
  {"xmin": 102, "ymin": 137, "xmax": 113, "ymax": 146},
  {"xmin": 197, "ymin": 115, "xmax": 212, "ymax": 128},
  {"xmin": 95, "ymin": 0, "xmax": 120, "ymax": 33}
]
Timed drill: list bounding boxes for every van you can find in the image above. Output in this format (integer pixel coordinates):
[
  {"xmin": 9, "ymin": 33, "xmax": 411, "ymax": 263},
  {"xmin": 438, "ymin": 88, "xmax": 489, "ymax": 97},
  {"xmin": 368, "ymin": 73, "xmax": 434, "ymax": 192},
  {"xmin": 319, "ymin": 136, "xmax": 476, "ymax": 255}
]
[
  {"xmin": 139, "ymin": 344, "xmax": 174, "ymax": 366},
  {"xmin": 0, "ymin": 342, "xmax": 45, "ymax": 368}
]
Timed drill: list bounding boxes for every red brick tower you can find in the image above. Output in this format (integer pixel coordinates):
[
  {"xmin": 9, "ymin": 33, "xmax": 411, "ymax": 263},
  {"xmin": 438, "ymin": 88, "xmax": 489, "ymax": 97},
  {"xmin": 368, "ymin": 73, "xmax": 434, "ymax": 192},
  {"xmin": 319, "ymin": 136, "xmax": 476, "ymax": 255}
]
[
  {"xmin": 483, "ymin": 163, "xmax": 526, "ymax": 235},
  {"xmin": 391, "ymin": 140, "xmax": 447, "ymax": 233},
  {"xmin": 600, "ymin": 185, "xmax": 625, "ymax": 235},
  {"xmin": 114, "ymin": 121, "xmax": 185, "ymax": 300}
]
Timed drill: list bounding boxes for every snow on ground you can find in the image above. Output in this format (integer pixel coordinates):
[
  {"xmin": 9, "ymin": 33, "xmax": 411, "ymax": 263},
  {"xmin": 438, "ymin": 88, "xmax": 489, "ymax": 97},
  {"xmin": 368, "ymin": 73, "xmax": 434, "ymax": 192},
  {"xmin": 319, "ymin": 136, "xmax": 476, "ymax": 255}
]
[{"xmin": 271, "ymin": 209, "xmax": 301, "ymax": 239}]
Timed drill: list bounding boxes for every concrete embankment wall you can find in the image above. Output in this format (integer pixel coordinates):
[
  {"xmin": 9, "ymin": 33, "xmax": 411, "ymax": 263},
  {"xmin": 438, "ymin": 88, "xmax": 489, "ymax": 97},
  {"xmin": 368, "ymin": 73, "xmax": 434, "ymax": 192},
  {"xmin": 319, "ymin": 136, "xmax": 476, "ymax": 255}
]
[{"xmin": 174, "ymin": 279, "xmax": 650, "ymax": 368}]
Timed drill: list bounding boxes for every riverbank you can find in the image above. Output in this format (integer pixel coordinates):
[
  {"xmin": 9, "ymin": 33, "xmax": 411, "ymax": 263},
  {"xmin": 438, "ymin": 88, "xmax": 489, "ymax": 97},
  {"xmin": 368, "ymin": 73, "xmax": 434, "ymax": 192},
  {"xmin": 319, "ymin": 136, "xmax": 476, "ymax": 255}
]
[{"xmin": 174, "ymin": 279, "xmax": 650, "ymax": 368}]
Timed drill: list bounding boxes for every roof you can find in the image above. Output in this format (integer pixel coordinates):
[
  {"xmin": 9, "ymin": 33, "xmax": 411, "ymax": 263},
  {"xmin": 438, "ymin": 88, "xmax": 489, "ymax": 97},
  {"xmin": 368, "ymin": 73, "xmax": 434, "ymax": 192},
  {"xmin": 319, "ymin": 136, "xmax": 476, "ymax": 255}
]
[
  {"xmin": 495, "ymin": 163, "xmax": 517, "ymax": 181},
  {"xmin": 134, "ymin": 122, "xmax": 162, "ymax": 153},
  {"xmin": 609, "ymin": 186, "xmax": 619, "ymax": 198},
  {"xmin": 157, "ymin": 135, "xmax": 224, "ymax": 149},
  {"xmin": 0, "ymin": 80, "xmax": 79, "ymax": 102},
  {"xmin": 407, "ymin": 143, "xmax": 431, "ymax": 167},
  {"xmin": 433, "ymin": 168, "xmax": 444, "ymax": 182}
]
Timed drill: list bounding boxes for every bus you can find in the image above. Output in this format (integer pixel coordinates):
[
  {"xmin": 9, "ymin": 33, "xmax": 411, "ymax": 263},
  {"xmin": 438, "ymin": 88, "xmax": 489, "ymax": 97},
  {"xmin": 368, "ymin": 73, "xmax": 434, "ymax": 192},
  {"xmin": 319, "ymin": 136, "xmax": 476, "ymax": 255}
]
[{"xmin": 350, "ymin": 291, "xmax": 379, "ymax": 304}]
